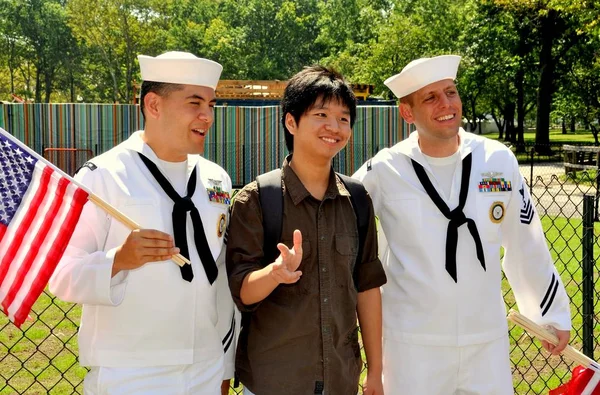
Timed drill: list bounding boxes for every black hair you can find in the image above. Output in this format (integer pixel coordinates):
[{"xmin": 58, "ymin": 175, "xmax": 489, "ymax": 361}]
[
  {"xmin": 139, "ymin": 81, "xmax": 184, "ymax": 121},
  {"xmin": 281, "ymin": 65, "xmax": 357, "ymax": 152}
]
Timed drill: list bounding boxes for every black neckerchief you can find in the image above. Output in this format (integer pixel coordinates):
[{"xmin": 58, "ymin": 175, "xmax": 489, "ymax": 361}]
[{"xmin": 411, "ymin": 153, "xmax": 486, "ymax": 282}]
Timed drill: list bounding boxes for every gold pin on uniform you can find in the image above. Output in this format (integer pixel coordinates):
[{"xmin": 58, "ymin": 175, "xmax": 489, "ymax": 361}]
[
  {"xmin": 217, "ymin": 213, "xmax": 226, "ymax": 237},
  {"xmin": 489, "ymin": 201, "xmax": 505, "ymax": 224}
]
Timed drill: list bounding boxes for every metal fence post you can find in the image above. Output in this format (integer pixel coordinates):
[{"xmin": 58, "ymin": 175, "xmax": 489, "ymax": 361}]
[
  {"xmin": 582, "ymin": 194, "xmax": 595, "ymax": 359},
  {"xmin": 529, "ymin": 148, "xmax": 535, "ymax": 188},
  {"xmin": 595, "ymin": 152, "xmax": 600, "ymax": 221}
]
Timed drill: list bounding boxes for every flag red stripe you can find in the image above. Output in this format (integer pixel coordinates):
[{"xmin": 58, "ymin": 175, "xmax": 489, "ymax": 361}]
[
  {"xmin": 13, "ymin": 188, "xmax": 89, "ymax": 326},
  {"xmin": 0, "ymin": 165, "xmax": 52, "ymax": 286},
  {"xmin": 2, "ymin": 175, "xmax": 69, "ymax": 313},
  {"xmin": 0, "ymin": 224, "xmax": 6, "ymax": 242}
]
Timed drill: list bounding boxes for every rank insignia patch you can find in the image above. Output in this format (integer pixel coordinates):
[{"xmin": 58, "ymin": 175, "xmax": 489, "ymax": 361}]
[
  {"xmin": 478, "ymin": 173, "xmax": 512, "ymax": 192},
  {"xmin": 217, "ymin": 213, "xmax": 226, "ymax": 238},
  {"xmin": 489, "ymin": 201, "xmax": 505, "ymax": 223},
  {"xmin": 519, "ymin": 186, "xmax": 534, "ymax": 224}
]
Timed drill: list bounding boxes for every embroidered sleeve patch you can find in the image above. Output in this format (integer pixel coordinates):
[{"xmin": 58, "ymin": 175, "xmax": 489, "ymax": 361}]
[
  {"xmin": 75, "ymin": 161, "xmax": 97, "ymax": 175},
  {"xmin": 519, "ymin": 185, "xmax": 534, "ymax": 224}
]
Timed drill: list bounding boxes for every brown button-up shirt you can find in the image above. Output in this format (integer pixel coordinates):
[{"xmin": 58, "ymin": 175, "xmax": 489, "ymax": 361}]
[{"xmin": 226, "ymin": 157, "xmax": 386, "ymax": 395}]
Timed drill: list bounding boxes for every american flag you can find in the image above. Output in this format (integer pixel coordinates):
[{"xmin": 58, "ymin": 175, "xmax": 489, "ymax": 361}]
[
  {"xmin": 551, "ymin": 365, "xmax": 600, "ymax": 395},
  {"xmin": 0, "ymin": 128, "xmax": 89, "ymax": 328}
]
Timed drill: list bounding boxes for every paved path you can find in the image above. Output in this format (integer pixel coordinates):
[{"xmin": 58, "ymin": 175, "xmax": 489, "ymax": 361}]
[{"xmin": 518, "ymin": 162, "xmax": 597, "ymax": 219}]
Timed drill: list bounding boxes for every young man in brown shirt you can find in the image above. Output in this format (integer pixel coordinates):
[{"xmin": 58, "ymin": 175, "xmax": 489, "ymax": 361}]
[{"xmin": 226, "ymin": 66, "xmax": 387, "ymax": 395}]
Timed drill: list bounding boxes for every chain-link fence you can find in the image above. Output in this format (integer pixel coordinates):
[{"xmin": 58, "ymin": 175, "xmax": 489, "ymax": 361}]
[{"xmin": 2, "ymin": 155, "xmax": 600, "ymax": 394}]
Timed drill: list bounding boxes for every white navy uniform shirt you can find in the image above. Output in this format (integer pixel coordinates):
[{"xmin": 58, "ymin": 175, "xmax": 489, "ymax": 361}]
[
  {"xmin": 49, "ymin": 131, "xmax": 237, "ymax": 377},
  {"xmin": 353, "ymin": 129, "xmax": 571, "ymax": 347}
]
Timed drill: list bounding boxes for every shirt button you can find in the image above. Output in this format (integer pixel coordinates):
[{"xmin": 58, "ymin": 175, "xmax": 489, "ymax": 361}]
[
  {"xmin": 320, "ymin": 236, "xmax": 325, "ymax": 241},
  {"xmin": 323, "ymin": 298, "xmax": 328, "ymax": 303},
  {"xmin": 322, "ymin": 267, "xmax": 327, "ymax": 272}
]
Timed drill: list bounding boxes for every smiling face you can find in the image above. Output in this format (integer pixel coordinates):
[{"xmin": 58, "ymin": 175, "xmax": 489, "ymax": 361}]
[
  {"xmin": 143, "ymin": 84, "xmax": 216, "ymax": 161},
  {"xmin": 285, "ymin": 97, "xmax": 352, "ymax": 163},
  {"xmin": 400, "ymin": 79, "xmax": 462, "ymax": 155}
]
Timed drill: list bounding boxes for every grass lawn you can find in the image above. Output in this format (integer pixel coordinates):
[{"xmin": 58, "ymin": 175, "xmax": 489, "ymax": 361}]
[
  {"xmin": 504, "ymin": 216, "xmax": 600, "ymax": 394},
  {"xmin": 1, "ymin": 215, "xmax": 599, "ymax": 394},
  {"xmin": 559, "ymin": 170, "xmax": 599, "ymax": 186}
]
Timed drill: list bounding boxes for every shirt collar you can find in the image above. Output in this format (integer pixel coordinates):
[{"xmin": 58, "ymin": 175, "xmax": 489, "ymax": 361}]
[
  {"xmin": 124, "ymin": 130, "xmax": 200, "ymax": 177},
  {"xmin": 281, "ymin": 154, "xmax": 350, "ymax": 206},
  {"xmin": 393, "ymin": 128, "xmax": 483, "ymax": 166}
]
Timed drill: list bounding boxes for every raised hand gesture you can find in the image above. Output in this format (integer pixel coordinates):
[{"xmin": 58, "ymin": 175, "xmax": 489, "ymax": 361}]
[{"xmin": 270, "ymin": 229, "xmax": 303, "ymax": 284}]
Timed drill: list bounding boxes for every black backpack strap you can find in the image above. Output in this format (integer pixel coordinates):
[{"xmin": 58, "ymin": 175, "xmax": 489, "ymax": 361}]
[
  {"xmin": 337, "ymin": 173, "xmax": 370, "ymax": 289},
  {"xmin": 256, "ymin": 168, "xmax": 283, "ymax": 265},
  {"xmin": 237, "ymin": 169, "xmax": 283, "ymax": 388}
]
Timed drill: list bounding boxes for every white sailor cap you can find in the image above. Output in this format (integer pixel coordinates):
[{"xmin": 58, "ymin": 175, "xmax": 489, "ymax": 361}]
[
  {"xmin": 384, "ymin": 55, "xmax": 461, "ymax": 99},
  {"xmin": 138, "ymin": 51, "xmax": 223, "ymax": 90}
]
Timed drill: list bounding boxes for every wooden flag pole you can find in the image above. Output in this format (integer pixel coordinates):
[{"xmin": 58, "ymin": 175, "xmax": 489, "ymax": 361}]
[{"xmin": 507, "ymin": 310, "xmax": 598, "ymax": 369}]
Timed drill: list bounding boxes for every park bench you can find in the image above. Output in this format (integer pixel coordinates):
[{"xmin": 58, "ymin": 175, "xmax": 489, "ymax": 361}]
[{"xmin": 563, "ymin": 145, "xmax": 600, "ymax": 174}]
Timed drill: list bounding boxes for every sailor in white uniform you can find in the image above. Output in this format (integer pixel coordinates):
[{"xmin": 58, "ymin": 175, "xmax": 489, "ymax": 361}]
[
  {"xmin": 353, "ymin": 55, "xmax": 571, "ymax": 395},
  {"xmin": 50, "ymin": 51, "xmax": 237, "ymax": 395}
]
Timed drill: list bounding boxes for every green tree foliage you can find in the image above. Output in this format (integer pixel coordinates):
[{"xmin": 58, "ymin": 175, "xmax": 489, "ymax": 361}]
[
  {"xmin": 1, "ymin": 0, "xmax": 76, "ymax": 102},
  {"xmin": 67, "ymin": 0, "xmax": 166, "ymax": 102},
  {"xmin": 0, "ymin": 0, "xmax": 597, "ymax": 149},
  {"xmin": 492, "ymin": 0, "xmax": 600, "ymax": 150}
]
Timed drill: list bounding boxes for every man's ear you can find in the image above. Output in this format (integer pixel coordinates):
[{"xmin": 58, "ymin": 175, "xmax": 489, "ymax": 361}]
[
  {"xmin": 144, "ymin": 92, "xmax": 161, "ymax": 120},
  {"xmin": 285, "ymin": 113, "xmax": 297, "ymax": 135},
  {"xmin": 399, "ymin": 102, "xmax": 415, "ymax": 124}
]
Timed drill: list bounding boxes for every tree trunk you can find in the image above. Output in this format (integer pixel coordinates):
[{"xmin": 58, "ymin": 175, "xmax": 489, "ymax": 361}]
[
  {"xmin": 516, "ymin": 66, "xmax": 525, "ymax": 152},
  {"xmin": 8, "ymin": 39, "xmax": 15, "ymax": 94},
  {"xmin": 10, "ymin": 67, "xmax": 15, "ymax": 95},
  {"xmin": 514, "ymin": 18, "xmax": 529, "ymax": 152},
  {"xmin": 70, "ymin": 69, "xmax": 75, "ymax": 103},
  {"xmin": 562, "ymin": 119, "xmax": 567, "ymax": 134},
  {"xmin": 111, "ymin": 68, "xmax": 119, "ymax": 103},
  {"xmin": 588, "ymin": 122, "xmax": 599, "ymax": 145},
  {"xmin": 35, "ymin": 69, "xmax": 42, "ymax": 103},
  {"xmin": 491, "ymin": 109, "xmax": 505, "ymax": 139},
  {"xmin": 570, "ymin": 117, "xmax": 576, "ymax": 133},
  {"xmin": 44, "ymin": 70, "xmax": 53, "ymax": 103},
  {"xmin": 471, "ymin": 99, "xmax": 479, "ymax": 134},
  {"xmin": 504, "ymin": 102, "xmax": 515, "ymax": 143},
  {"xmin": 535, "ymin": 10, "xmax": 558, "ymax": 154}
]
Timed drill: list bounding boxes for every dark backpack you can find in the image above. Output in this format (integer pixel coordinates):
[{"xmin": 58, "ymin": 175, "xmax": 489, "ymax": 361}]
[{"xmin": 256, "ymin": 168, "xmax": 370, "ymax": 287}]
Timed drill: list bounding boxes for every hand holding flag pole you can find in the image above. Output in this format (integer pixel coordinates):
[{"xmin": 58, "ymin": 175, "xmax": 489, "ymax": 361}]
[
  {"xmin": 86, "ymin": 195, "xmax": 189, "ymax": 267},
  {"xmin": 0, "ymin": 127, "xmax": 189, "ymax": 328},
  {"xmin": 507, "ymin": 310, "xmax": 596, "ymax": 368},
  {"xmin": 508, "ymin": 310, "xmax": 600, "ymax": 395}
]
